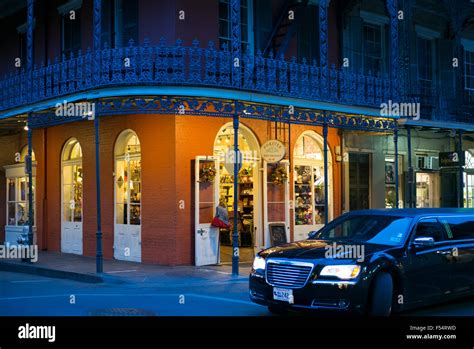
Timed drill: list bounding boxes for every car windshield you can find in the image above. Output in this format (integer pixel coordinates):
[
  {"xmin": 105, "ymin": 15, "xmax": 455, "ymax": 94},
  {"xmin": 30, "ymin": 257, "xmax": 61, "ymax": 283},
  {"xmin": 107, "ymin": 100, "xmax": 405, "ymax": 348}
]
[{"xmin": 310, "ymin": 215, "xmax": 413, "ymax": 246}]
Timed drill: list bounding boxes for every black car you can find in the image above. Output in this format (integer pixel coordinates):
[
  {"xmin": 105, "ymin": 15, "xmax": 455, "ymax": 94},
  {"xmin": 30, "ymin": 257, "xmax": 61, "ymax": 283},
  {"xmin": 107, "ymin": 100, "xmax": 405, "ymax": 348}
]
[{"xmin": 249, "ymin": 208, "xmax": 474, "ymax": 316}]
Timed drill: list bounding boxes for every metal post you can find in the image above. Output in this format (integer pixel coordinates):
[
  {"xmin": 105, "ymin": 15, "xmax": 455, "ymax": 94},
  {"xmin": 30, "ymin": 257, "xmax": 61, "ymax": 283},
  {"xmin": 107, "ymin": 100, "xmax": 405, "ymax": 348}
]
[
  {"xmin": 26, "ymin": 0, "xmax": 34, "ymax": 71},
  {"xmin": 93, "ymin": 0, "xmax": 103, "ymax": 273},
  {"xmin": 27, "ymin": 115, "xmax": 34, "ymax": 260},
  {"xmin": 407, "ymin": 126, "xmax": 413, "ymax": 208},
  {"xmin": 323, "ymin": 122, "xmax": 329, "ymax": 224},
  {"xmin": 394, "ymin": 127, "xmax": 399, "ymax": 208},
  {"xmin": 387, "ymin": 0, "xmax": 399, "ymax": 100},
  {"xmin": 319, "ymin": 0, "xmax": 329, "ymax": 96},
  {"xmin": 94, "ymin": 115, "xmax": 103, "ymax": 273},
  {"xmin": 232, "ymin": 112, "xmax": 240, "ymax": 276},
  {"xmin": 458, "ymin": 130, "xmax": 464, "ymax": 208},
  {"xmin": 230, "ymin": 0, "xmax": 241, "ymax": 88}
]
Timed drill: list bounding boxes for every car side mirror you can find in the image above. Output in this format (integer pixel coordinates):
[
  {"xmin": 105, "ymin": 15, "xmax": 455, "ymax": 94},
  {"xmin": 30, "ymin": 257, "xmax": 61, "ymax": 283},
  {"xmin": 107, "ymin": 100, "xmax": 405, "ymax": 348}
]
[{"xmin": 412, "ymin": 237, "xmax": 435, "ymax": 248}]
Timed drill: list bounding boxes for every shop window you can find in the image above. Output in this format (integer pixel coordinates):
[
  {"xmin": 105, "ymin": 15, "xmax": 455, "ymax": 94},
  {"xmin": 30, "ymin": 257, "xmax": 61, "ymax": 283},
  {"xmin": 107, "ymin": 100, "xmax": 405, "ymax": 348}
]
[
  {"xmin": 416, "ymin": 172, "xmax": 440, "ymax": 208},
  {"xmin": 294, "ymin": 133, "xmax": 332, "ymax": 227},
  {"xmin": 115, "ymin": 131, "xmax": 141, "ymax": 226},
  {"xmin": 62, "ymin": 139, "xmax": 83, "ymax": 223},
  {"xmin": 384, "ymin": 155, "xmax": 403, "ymax": 208},
  {"xmin": 6, "ymin": 147, "xmax": 36, "ymax": 227},
  {"xmin": 464, "ymin": 151, "xmax": 474, "ymax": 208}
]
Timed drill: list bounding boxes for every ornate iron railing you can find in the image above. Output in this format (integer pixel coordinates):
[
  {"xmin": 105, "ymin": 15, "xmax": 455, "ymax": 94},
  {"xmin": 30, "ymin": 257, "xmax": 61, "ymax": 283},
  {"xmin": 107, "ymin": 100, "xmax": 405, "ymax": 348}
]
[{"xmin": 0, "ymin": 38, "xmax": 394, "ymax": 113}]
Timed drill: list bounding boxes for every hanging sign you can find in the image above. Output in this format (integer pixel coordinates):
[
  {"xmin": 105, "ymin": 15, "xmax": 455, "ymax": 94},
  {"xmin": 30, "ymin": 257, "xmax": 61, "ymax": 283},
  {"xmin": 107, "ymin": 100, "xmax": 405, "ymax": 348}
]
[
  {"xmin": 261, "ymin": 140, "xmax": 286, "ymax": 163},
  {"xmin": 439, "ymin": 152, "xmax": 464, "ymax": 167}
]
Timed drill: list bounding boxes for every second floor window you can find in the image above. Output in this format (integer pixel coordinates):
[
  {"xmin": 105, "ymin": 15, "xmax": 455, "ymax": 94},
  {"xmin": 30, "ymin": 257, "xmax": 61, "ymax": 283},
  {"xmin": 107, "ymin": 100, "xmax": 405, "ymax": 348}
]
[
  {"xmin": 61, "ymin": 8, "xmax": 82, "ymax": 58},
  {"xmin": 363, "ymin": 23, "xmax": 383, "ymax": 74},
  {"xmin": 417, "ymin": 37, "xmax": 434, "ymax": 94},
  {"xmin": 465, "ymin": 50, "xmax": 474, "ymax": 90},
  {"xmin": 297, "ymin": 4, "xmax": 319, "ymax": 63},
  {"xmin": 102, "ymin": 0, "xmax": 138, "ymax": 48},
  {"xmin": 218, "ymin": 0, "xmax": 253, "ymax": 54}
]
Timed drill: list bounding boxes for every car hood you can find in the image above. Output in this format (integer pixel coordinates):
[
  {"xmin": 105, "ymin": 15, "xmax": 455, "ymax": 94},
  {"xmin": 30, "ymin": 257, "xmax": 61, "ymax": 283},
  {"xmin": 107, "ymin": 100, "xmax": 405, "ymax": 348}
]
[{"xmin": 259, "ymin": 239, "xmax": 389, "ymax": 262}]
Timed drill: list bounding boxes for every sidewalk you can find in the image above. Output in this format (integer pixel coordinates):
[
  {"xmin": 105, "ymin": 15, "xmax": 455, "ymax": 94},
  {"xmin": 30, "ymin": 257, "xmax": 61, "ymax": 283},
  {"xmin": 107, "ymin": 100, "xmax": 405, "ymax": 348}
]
[{"xmin": 0, "ymin": 251, "xmax": 252, "ymax": 287}]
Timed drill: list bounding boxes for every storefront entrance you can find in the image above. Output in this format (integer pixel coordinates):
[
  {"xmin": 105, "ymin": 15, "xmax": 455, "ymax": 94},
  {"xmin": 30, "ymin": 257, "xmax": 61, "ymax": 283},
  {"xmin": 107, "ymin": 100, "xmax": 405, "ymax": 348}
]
[
  {"xmin": 61, "ymin": 139, "xmax": 83, "ymax": 255},
  {"xmin": 213, "ymin": 124, "xmax": 261, "ymax": 264},
  {"xmin": 114, "ymin": 130, "xmax": 142, "ymax": 262}
]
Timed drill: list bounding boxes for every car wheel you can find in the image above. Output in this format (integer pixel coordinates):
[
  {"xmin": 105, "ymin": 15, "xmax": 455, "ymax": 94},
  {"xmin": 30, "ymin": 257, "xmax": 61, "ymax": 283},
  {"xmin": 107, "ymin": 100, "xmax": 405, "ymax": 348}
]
[
  {"xmin": 369, "ymin": 272, "xmax": 393, "ymax": 316},
  {"xmin": 268, "ymin": 305, "xmax": 288, "ymax": 315}
]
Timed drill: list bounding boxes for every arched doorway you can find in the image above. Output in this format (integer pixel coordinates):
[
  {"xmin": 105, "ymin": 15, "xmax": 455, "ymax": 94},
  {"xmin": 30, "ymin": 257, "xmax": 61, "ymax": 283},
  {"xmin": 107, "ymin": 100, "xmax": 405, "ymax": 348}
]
[
  {"xmin": 114, "ymin": 130, "xmax": 142, "ymax": 262},
  {"xmin": 213, "ymin": 123, "xmax": 261, "ymax": 263},
  {"xmin": 293, "ymin": 131, "xmax": 333, "ymax": 241},
  {"xmin": 61, "ymin": 138, "xmax": 83, "ymax": 255}
]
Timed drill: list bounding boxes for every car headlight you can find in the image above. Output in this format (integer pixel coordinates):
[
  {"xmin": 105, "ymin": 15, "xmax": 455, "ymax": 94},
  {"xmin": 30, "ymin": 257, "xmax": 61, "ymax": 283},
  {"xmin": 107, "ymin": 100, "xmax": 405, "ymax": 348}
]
[
  {"xmin": 252, "ymin": 256, "xmax": 266, "ymax": 271},
  {"xmin": 320, "ymin": 265, "xmax": 361, "ymax": 279}
]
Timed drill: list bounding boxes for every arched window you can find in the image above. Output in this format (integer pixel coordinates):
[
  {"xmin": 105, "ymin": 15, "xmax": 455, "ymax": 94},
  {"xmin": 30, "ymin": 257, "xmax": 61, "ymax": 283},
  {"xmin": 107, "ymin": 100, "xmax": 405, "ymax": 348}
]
[
  {"xmin": 115, "ymin": 130, "xmax": 141, "ymax": 226},
  {"xmin": 61, "ymin": 138, "xmax": 83, "ymax": 223}
]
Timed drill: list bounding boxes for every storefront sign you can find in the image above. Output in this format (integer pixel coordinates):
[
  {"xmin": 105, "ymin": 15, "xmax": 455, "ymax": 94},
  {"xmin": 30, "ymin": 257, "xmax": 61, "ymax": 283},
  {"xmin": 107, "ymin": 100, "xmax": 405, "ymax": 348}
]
[
  {"xmin": 439, "ymin": 152, "xmax": 465, "ymax": 167},
  {"xmin": 261, "ymin": 140, "xmax": 286, "ymax": 163}
]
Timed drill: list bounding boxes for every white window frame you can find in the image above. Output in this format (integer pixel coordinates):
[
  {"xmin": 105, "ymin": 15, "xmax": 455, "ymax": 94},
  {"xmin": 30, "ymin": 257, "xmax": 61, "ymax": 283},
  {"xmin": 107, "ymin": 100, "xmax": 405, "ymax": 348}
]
[{"xmin": 360, "ymin": 11, "xmax": 388, "ymax": 75}]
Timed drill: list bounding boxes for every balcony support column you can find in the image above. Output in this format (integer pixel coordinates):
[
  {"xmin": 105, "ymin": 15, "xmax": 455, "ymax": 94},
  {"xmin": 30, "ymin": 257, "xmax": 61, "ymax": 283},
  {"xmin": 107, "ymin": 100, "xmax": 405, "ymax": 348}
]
[
  {"xmin": 27, "ymin": 114, "xmax": 34, "ymax": 261},
  {"xmin": 93, "ymin": 0, "xmax": 103, "ymax": 274},
  {"xmin": 232, "ymin": 108, "xmax": 240, "ymax": 276},
  {"xmin": 387, "ymin": 0, "xmax": 399, "ymax": 101},
  {"xmin": 458, "ymin": 130, "xmax": 464, "ymax": 208},
  {"xmin": 323, "ymin": 120, "xmax": 329, "ymax": 224},
  {"xmin": 394, "ymin": 125, "xmax": 400, "ymax": 208},
  {"xmin": 26, "ymin": 0, "xmax": 34, "ymax": 71},
  {"xmin": 230, "ymin": 0, "xmax": 241, "ymax": 88},
  {"xmin": 319, "ymin": 0, "xmax": 329, "ymax": 97}
]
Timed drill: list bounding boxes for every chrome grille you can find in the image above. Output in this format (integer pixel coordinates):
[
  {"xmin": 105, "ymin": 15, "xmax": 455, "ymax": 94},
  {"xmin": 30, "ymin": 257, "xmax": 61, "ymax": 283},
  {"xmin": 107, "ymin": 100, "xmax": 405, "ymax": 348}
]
[{"xmin": 266, "ymin": 260, "xmax": 313, "ymax": 289}]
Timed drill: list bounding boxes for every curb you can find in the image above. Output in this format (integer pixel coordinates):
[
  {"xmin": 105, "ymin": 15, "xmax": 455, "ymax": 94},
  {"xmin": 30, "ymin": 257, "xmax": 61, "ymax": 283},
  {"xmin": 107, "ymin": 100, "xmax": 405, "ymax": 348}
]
[{"xmin": 0, "ymin": 261, "xmax": 104, "ymax": 284}]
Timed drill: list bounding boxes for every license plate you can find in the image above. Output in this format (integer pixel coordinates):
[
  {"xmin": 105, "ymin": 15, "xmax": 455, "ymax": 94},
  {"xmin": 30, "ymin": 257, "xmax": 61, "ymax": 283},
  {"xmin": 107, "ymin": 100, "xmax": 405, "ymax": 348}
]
[{"xmin": 273, "ymin": 287, "xmax": 293, "ymax": 303}]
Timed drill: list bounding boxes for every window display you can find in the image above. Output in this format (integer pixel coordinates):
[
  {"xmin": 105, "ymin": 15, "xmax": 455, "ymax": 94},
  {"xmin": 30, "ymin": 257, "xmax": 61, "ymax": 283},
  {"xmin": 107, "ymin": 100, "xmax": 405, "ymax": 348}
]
[
  {"xmin": 294, "ymin": 165, "xmax": 325, "ymax": 225},
  {"xmin": 6, "ymin": 177, "xmax": 35, "ymax": 226},
  {"xmin": 115, "ymin": 134, "xmax": 141, "ymax": 226},
  {"xmin": 384, "ymin": 156, "xmax": 403, "ymax": 208}
]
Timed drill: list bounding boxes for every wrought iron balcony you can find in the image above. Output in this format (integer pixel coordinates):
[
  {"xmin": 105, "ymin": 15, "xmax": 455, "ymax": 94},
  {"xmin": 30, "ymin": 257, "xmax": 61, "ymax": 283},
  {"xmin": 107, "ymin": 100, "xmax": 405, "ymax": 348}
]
[{"xmin": 0, "ymin": 38, "xmax": 394, "ymax": 113}]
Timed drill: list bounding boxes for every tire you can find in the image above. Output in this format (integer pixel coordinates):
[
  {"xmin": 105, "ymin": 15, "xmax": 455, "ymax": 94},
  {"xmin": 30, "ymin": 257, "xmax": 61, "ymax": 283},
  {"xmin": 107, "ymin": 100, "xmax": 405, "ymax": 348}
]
[
  {"xmin": 268, "ymin": 305, "xmax": 288, "ymax": 315},
  {"xmin": 369, "ymin": 272, "xmax": 393, "ymax": 316}
]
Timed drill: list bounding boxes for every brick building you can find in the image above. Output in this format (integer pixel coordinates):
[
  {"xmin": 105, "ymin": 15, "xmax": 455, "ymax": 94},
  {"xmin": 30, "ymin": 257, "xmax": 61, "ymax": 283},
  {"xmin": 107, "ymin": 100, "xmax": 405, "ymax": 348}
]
[{"xmin": 0, "ymin": 0, "xmax": 473, "ymax": 266}]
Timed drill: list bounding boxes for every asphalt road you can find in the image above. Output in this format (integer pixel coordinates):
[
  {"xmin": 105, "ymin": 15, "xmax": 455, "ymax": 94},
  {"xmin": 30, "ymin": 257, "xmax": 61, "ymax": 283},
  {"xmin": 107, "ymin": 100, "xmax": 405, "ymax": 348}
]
[{"xmin": 0, "ymin": 271, "xmax": 473, "ymax": 316}]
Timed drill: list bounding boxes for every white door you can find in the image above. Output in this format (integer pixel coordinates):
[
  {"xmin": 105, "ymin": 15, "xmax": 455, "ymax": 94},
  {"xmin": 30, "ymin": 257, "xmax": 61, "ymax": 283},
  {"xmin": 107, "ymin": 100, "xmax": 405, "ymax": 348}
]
[
  {"xmin": 61, "ymin": 162, "xmax": 83, "ymax": 255},
  {"xmin": 114, "ymin": 156, "xmax": 142, "ymax": 262},
  {"xmin": 195, "ymin": 156, "xmax": 220, "ymax": 266},
  {"xmin": 263, "ymin": 160, "xmax": 290, "ymax": 247}
]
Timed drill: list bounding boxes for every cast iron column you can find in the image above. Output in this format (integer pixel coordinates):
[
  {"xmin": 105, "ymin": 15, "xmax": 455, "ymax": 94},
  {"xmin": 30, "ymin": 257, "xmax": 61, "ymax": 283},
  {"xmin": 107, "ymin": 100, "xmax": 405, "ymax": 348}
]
[
  {"xmin": 27, "ymin": 115, "xmax": 34, "ymax": 258},
  {"xmin": 458, "ymin": 130, "xmax": 464, "ymax": 208},
  {"xmin": 232, "ymin": 110, "xmax": 240, "ymax": 276},
  {"xmin": 93, "ymin": 0, "xmax": 103, "ymax": 273},
  {"xmin": 394, "ymin": 126, "xmax": 399, "ymax": 208},
  {"xmin": 387, "ymin": 0, "xmax": 399, "ymax": 101},
  {"xmin": 319, "ymin": 0, "xmax": 329, "ymax": 97},
  {"xmin": 407, "ymin": 126, "xmax": 413, "ymax": 208},
  {"xmin": 323, "ymin": 120, "xmax": 329, "ymax": 224},
  {"xmin": 230, "ymin": 0, "xmax": 241, "ymax": 88}
]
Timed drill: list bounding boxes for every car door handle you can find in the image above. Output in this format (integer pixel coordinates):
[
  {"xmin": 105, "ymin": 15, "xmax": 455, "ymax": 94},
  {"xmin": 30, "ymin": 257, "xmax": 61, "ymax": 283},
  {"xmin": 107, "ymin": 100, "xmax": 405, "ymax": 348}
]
[{"xmin": 436, "ymin": 250, "xmax": 451, "ymax": 255}]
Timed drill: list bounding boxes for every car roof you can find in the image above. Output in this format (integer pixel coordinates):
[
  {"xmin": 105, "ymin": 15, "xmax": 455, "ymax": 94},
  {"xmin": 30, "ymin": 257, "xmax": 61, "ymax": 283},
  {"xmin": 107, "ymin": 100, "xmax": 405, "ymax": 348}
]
[{"xmin": 346, "ymin": 208, "xmax": 474, "ymax": 219}]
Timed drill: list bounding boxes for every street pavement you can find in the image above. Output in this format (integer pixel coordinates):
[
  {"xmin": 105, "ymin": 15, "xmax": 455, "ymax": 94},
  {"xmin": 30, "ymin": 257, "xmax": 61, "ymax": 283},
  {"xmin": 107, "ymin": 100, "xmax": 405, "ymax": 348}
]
[{"xmin": 1, "ymin": 271, "xmax": 474, "ymax": 316}]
